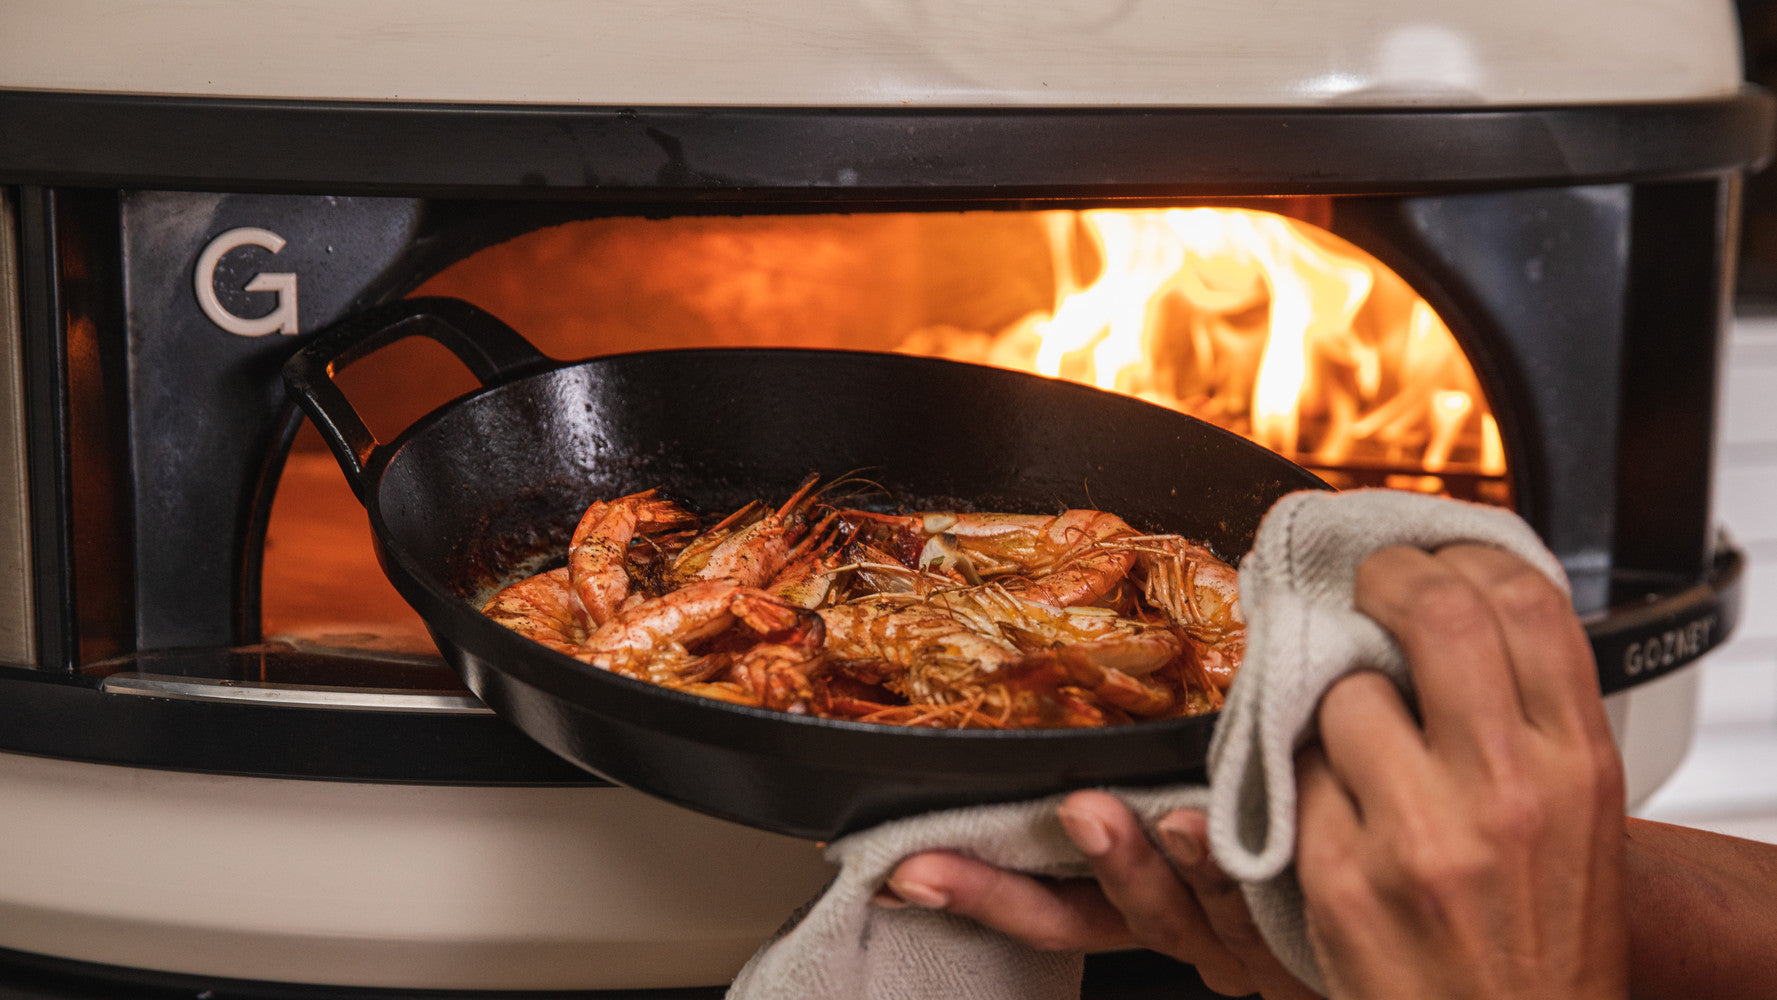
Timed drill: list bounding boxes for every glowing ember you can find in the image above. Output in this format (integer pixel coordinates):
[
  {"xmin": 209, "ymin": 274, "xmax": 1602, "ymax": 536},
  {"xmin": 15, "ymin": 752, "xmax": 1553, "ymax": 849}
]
[{"xmin": 894, "ymin": 207, "xmax": 1508, "ymax": 501}]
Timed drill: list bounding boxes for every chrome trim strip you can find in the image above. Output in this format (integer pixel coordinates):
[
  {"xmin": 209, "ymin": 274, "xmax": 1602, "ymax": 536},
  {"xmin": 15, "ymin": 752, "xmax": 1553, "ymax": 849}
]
[{"xmin": 98, "ymin": 672, "xmax": 493, "ymax": 714}]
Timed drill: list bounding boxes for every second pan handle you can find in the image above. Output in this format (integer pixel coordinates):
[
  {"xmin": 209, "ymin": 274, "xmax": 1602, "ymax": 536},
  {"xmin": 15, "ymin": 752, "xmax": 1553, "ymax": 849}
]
[{"xmin": 282, "ymin": 297, "xmax": 555, "ymax": 500}]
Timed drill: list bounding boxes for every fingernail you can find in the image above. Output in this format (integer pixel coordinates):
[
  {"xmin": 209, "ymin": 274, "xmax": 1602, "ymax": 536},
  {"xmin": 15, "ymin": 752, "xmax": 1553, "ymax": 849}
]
[
  {"xmin": 884, "ymin": 878, "xmax": 950, "ymax": 909},
  {"xmin": 870, "ymin": 888, "xmax": 911, "ymax": 909},
  {"xmin": 1058, "ymin": 805, "xmax": 1114, "ymax": 857},
  {"xmin": 1157, "ymin": 815, "xmax": 1203, "ymax": 866}
]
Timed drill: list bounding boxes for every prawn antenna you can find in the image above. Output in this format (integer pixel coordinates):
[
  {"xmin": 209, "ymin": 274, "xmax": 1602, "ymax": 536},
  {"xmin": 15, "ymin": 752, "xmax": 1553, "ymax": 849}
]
[{"xmin": 815, "ymin": 469, "xmax": 891, "ymax": 508}]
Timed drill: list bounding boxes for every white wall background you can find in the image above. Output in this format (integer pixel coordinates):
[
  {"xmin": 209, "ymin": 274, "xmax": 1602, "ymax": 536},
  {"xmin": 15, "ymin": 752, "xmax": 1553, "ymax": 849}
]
[{"xmin": 1637, "ymin": 315, "xmax": 1777, "ymax": 838}]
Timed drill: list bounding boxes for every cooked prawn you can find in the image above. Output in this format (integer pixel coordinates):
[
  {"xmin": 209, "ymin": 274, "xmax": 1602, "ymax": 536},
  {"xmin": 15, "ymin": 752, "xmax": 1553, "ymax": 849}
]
[
  {"xmin": 567, "ymin": 489, "xmax": 696, "ymax": 628},
  {"xmin": 578, "ymin": 577, "xmax": 810, "ymax": 685},
  {"xmin": 687, "ymin": 474, "xmax": 824, "ymax": 589},
  {"xmin": 765, "ymin": 515, "xmax": 850, "ymax": 609},
  {"xmin": 481, "ymin": 567, "xmax": 585, "ymax": 657},
  {"xmin": 724, "ymin": 610, "xmax": 827, "ymax": 713},
  {"xmin": 815, "ymin": 592, "xmax": 1179, "ymax": 727},
  {"xmin": 1135, "ymin": 536, "xmax": 1243, "ymax": 641},
  {"xmin": 922, "ymin": 584, "xmax": 1183, "ymax": 676},
  {"xmin": 816, "ymin": 596, "xmax": 1023, "ymax": 707},
  {"xmin": 840, "ymin": 508, "xmax": 1141, "ymax": 608},
  {"xmin": 656, "ymin": 500, "xmax": 768, "ymax": 590}
]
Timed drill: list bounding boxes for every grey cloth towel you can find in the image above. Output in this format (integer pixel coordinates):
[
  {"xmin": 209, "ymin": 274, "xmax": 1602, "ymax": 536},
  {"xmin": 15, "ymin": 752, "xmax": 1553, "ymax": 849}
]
[{"xmin": 728, "ymin": 489, "xmax": 1568, "ymax": 1000}]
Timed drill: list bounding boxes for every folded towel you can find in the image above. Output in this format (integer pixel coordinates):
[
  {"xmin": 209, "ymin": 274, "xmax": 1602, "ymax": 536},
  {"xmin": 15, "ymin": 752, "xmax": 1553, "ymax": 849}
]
[
  {"xmin": 1210, "ymin": 488, "xmax": 1567, "ymax": 992},
  {"xmin": 728, "ymin": 489, "xmax": 1568, "ymax": 1000},
  {"xmin": 727, "ymin": 787, "xmax": 1211, "ymax": 1000}
]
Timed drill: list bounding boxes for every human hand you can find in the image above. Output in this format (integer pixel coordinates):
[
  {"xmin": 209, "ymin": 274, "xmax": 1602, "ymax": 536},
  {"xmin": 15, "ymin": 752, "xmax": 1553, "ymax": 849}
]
[
  {"xmin": 877, "ymin": 791, "xmax": 1319, "ymax": 999},
  {"xmin": 1296, "ymin": 543, "xmax": 1628, "ymax": 1000}
]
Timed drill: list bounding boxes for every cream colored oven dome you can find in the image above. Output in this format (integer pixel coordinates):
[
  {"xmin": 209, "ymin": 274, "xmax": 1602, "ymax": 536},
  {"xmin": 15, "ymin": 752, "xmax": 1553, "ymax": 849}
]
[{"xmin": 0, "ymin": 0, "xmax": 1745, "ymax": 107}]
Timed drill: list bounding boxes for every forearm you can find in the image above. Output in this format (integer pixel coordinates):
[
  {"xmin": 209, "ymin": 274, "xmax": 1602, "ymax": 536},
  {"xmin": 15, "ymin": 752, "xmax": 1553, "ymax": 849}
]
[{"xmin": 1625, "ymin": 818, "xmax": 1777, "ymax": 999}]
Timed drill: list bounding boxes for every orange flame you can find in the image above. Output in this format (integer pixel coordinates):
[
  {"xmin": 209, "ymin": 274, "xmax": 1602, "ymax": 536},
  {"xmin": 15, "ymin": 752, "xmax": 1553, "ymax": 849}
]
[{"xmin": 896, "ymin": 207, "xmax": 1508, "ymax": 502}]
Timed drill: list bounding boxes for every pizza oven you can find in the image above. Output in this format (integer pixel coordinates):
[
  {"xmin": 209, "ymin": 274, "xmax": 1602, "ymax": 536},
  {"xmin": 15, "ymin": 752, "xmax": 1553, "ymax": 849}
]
[{"xmin": 0, "ymin": 1, "xmax": 1769, "ymax": 996}]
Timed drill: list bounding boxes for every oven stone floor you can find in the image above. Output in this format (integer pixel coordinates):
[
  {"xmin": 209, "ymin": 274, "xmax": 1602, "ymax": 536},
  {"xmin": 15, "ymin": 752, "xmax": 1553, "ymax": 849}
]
[{"xmin": 1635, "ymin": 314, "xmax": 1777, "ymax": 842}]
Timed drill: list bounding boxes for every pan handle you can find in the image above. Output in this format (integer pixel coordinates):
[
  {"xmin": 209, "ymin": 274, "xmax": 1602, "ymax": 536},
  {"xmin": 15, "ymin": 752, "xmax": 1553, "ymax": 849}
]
[{"xmin": 282, "ymin": 297, "xmax": 555, "ymax": 499}]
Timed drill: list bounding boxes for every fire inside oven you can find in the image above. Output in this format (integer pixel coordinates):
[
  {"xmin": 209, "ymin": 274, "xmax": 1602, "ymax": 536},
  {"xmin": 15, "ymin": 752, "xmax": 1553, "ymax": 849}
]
[{"xmin": 260, "ymin": 203, "xmax": 1511, "ymax": 658}]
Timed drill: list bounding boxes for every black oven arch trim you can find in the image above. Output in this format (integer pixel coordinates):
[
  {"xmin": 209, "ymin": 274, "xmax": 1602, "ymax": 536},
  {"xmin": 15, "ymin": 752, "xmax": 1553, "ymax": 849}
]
[{"xmin": 0, "ymin": 90, "xmax": 1770, "ymax": 198}]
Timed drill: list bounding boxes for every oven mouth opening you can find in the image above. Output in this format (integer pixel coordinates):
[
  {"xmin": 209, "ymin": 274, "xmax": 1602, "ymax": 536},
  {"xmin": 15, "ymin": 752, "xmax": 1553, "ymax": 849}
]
[
  {"xmin": 250, "ymin": 201, "xmax": 1513, "ymax": 673},
  {"xmin": 46, "ymin": 186, "xmax": 1739, "ymax": 738}
]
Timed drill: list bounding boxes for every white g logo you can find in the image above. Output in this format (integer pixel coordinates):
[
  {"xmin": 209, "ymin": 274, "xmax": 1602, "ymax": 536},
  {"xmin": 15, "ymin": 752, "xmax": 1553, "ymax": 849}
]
[{"xmin": 194, "ymin": 227, "xmax": 299, "ymax": 336}]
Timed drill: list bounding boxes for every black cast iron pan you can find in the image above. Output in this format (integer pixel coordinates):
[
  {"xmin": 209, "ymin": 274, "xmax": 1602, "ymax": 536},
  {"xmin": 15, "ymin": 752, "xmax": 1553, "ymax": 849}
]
[{"xmin": 283, "ymin": 297, "xmax": 1332, "ymax": 840}]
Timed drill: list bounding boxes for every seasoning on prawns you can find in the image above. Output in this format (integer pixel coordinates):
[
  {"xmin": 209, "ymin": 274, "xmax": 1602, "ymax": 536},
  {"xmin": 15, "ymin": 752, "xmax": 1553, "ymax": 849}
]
[{"xmin": 480, "ymin": 476, "xmax": 1244, "ymax": 729}]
